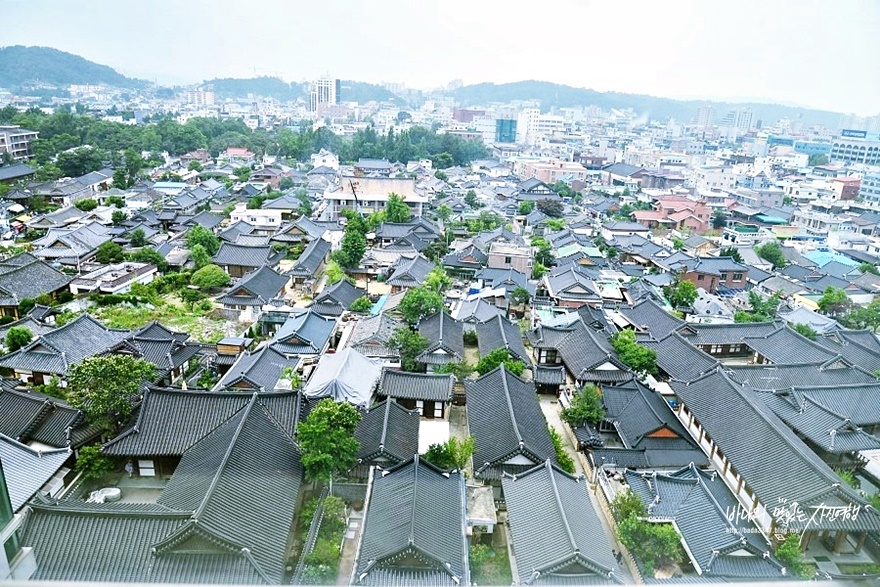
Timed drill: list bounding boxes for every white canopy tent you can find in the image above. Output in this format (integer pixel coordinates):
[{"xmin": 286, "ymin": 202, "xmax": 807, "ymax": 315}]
[{"xmin": 302, "ymin": 347, "xmax": 382, "ymax": 408}]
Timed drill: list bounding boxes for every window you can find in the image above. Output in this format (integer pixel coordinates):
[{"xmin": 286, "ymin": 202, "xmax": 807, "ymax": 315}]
[
  {"xmin": 504, "ymin": 256, "xmax": 512, "ymax": 264},
  {"xmin": 732, "ymin": 272, "xmax": 743, "ymax": 281},
  {"xmin": 720, "ymin": 273, "xmax": 728, "ymax": 281},
  {"xmin": 697, "ymin": 274, "xmax": 704, "ymax": 281}
]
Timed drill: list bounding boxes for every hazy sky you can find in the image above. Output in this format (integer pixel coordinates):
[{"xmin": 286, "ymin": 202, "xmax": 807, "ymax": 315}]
[{"xmin": 3, "ymin": 0, "xmax": 879, "ymax": 115}]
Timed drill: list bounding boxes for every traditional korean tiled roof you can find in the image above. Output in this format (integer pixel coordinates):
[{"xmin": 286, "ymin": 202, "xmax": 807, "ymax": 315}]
[
  {"xmin": 348, "ymin": 314, "xmax": 403, "ymax": 358},
  {"xmin": 724, "ymin": 360, "xmax": 877, "ymax": 390},
  {"xmin": 534, "ymin": 365, "xmax": 566, "ymax": 385},
  {"xmin": 354, "ymin": 456, "xmax": 469, "ymax": 586},
  {"xmin": 556, "ymin": 320, "xmax": 628, "ymax": 383},
  {"xmin": 217, "ymin": 265, "xmax": 287, "ymax": 308},
  {"xmin": 0, "ymin": 314, "xmax": 131, "ymax": 376},
  {"xmin": 313, "ymin": 279, "xmax": 365, "ymax": 314},
  {"xmin": 0, "ymin": 387, "xmax": 98, "ymax": 448},
  {"xmin": 671, "ymin": 369, "xmax": 880, "ymax": 532},
  {"xmin": 742, "ymin": 326, "xmax": 839, "ymax": 365},
  {"xmin": 214, "ymin": 344, "xmax": 299, "ymax": 392},
  {"xmin": 355, "ymin": 399, "xmax": 420, "ymax": 465},
  {"xmin": 813, "ymin": 329, "xmax": 880, "ymax": 372},
  {"xmin": 475, "ymin": 315, "xmax": 530, "ymax": 364},
  {"xmin": 417, "ymin": 312, "xmax": 465, "ymax": 365},
  {"xmin": 618, "ymin": 298, "xmax": 684, "ymax": 338},
  {"xmin": 271, "ymin": 309, "xmax": 336, "ymax": 355},
  {"xmin": 466, "ymin": 366, "xmax": 556, "ymax": 478},
  {"xmin": 212, "ymin": 242, "xmax": 277, "ymax": 269},
  {"xmin": 625, "ymin": 464, "xmax": 784, "ymax": 579},
  {"xmin": 756, "ymin": 388, "xmax": 880, "ymax": 454},
  {"xmin": 102, "ymin": 387, "xmax": 301, "ymax": 457},
  {"xmin": 675, "ymin": 321, "xmax": 780, "ymax": 345},
  {"xmin": 503, "ymin": 461, "xmax": 620, "ymax": 585},
  {"xmin": 387, "ymin": 254, "xmax": 434, "ymax": 289},
  {"xmin": 450, "ymin": 297, "xmax": 503, "ymax": 324},
  {"xmin": 286, "ymin": 237, "xmax": 330, "ymax": 278},
  {"xmin": 607, "ymin": 380, "xmax": 700, "ymax": 454},
  {"xmin": 0, "ymin": 253, "xmax": 71, "ymax": 307},
  {"xmin": 642, "ymin": 332, "xmax": 719, "ymax": 381},
  {"xmin": 217, "ymin": 220, "xmax": 256, "ymax": 242},
  {"xmin": 0, "ymin": 434, "xmax": 71, "ymax": 510},
  {"xmin": 379, "ymin": 369, "xmax": 454, "ymax": 402}
]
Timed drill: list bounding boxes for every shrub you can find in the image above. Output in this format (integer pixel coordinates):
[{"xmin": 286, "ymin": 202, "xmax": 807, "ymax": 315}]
[
  {"xmin": 775, "ymin": 534, "xmax": 809, "ymax": 578},
  {"xmin": 5, "ymin": 326, "xmax": 33, "ymax": 352},
  {"xmin": 561, "ymin": 384, "xmax": 605, "ymax": 428},
  {"xmin": 76, "ymin": 445, "xmax": 114, "ymax": 482},
  {"xmin": 349, "ymin": 295, "xmax": 373, "ymax": 313},
  {"xmin": 548, "ymin": 426, "xmax": 575, "ymax": 473},
  {"xmin": 190, "ymin": 264, "xmax": 231, "ymax": 290},
  {"xmin": 475, "ymin": 347, "xmax": 525, "ymax": 376},
  {"xmin": 74, "ymin": 198, "xmax": 98, "ymax": 212},
  {"xmin": 463, "ymin": 330, "xmax": 478, "ymax": 346}
]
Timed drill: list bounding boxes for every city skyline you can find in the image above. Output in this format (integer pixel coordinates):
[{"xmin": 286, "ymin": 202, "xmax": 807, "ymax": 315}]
[{"xmin": 2, "ymin": 0, "xmax": 878, "ymax": 116}]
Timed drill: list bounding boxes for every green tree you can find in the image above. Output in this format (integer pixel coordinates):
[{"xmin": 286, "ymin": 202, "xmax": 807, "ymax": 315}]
[
  {"xmin": 76, "ymin": 445, "xmax": 115, "ymax": 483},
  {"xmin": 561, "ymin": 384, "xmax": 605, "ymax": 427},
  {"xmin": 385, "ymin": 193, "xmax": 411, "ymax": 223},
  {"xmin": 5, "ymin": 326, "xmax": 32, "ymax": 352},
  {"xmin": 755, "ymin": 240, "xmax": 786, "ymax": 269},
  {"xmin": 422, "ymin": 436, "xmax": 475, "ymax": 470},
  {"xmin": 335, "ymin": 222, "xmax": 367, "ymax": 269},
  {"xmin": 399, "ymin": 287, "xmax": 445, "ymax": 325},
  {"xmin": 279, "ymin": 177, "xmax": 294, "ymax": 191},
  {"xmin": 546, "ymin": 218, "xmax": 565, "ymax": 231},
  {"xmin": 818, "ymin": 286, "xmax": 851, "ymax": 317},
  {"xmin": 536, "ymin": 198, "xmax": 564, "ymax": 218},
  {"xmin": 74, "ymin": 198, "xmax": 98, "ymax": 212},
  {"xmin": 610, "ymin": 329, "xmax": 657, "ymax": 374},
  {"xmin": 548, "ymin": 426, "xmax": 575, "ymax": 474},
  {"xmin": 323, "ymin": 259, "xmax": 346, "ymax": 285},
  {"xmin": 464, "ymin": 190, "xmax": 480, "ymax": 209},
  {"xmin": 387, "ymin": 326, "xmax": 429, "ymax": 372},
  {"xmin": 671, "ymin": 237, "xmax": 685, "ymax": 250},
  {"xmin": 106, "ymin": 195, "xmax": 125, "ymax": 208},
  {"xmin": 190, "ymin": 264, "xmax": 231, "ymax": 290},
  {"xmin": 518, "ymin": 200, "xmax": 535, "ymax": 215},
  {"xmin": 188, "ymin": 160, "xmax": 204, "ymax": 172},
  {"xmin": 349, "ymin": 295, "xmax": 373, "ymax": 313},
  {"xmin": 532, "ymin": 262, "xmax": 548, "ymax": 280},
  {"xmin": 665, "ymin": 279, "xmax": 698, "ymax": 308},
  {"xmin": 424, "ymin": 265, "xmax": 452, "ymax": 293},
  {"xmin": 719, "ymin": 247, "xmax": 743, "ymax": 263},
  {"xmin": 127, "ymin": 247, "xmax": 168, "ymax": 272},
  {"xmin": 734, "ymin": 291, "xmax": 780, "ymax": 323},
  {"xmin": 66, "ymin": 355, "xmax": 156, "ymax": 433},
  {"xmin": 711, "ymin": 210, "xmax": 728, "ymax": 229},
  {"xmin": 858, "ymin": 262, "xmax": 879, "ymax": 276},
  {"xmin": 129, "ymin": 228, "xmax": 147, "ymax": 247},
  {"xmin": 475, "ymin": 348, "xmax": 525, "ymax": 376},
  {"xmin": 435, "ymin": 204, "xmax": 452, "ymax": 223},
  {"xmin": 774, "ymin": 534, "xmax": 809, "ymax": 578},
  {"xmin": 511, "ymin": 286, "xmax": 531, "ymax": 306},
  {"xmin": 95, "ymin": 241, "xmax": 124, "ymax": 264},
  {"xmin": 808, "ymin": 154, "xmax": 829, "ymax": 167},
  {"xmin": 841, "ymin": 298, "xmax": 880, "ymax": 332},
  {"xmin": 111, "ymin": 210, "xmax": 127, "ymax": 226},
  {"xmin": 790, "ymin": 323, "xmax": 818, "ymax": 341},
  {"xmin": 296, "ymin": 398, "xmax": 361, "ymax": 482},
  {"xmin": 186, "ymin": 225, "xmax": 221, "ymax": 256},
  {"xmin": 531, "ymin": 237, "xmax": 554, "ymax": 267},
  {"xmin": 189, "ymin": 243, "xmax": 212, "ymax": 270},
  {"xmin": 233, "ymin": 166, "xmax": 251, "ymax": 182},
  {"xmin": 612, "ymin": 490, "xmax": 683, "ymax": 576}
]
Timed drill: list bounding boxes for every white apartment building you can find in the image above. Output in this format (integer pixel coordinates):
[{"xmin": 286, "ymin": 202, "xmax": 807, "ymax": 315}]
[
  {"xmin": 0, "ymin": 126, "xmax": 38, "ymax": 161},
  {"xmin": 859, "ymin": 172, "xmax": 880, "ymax": 208},
  {"xmin": 310, "ymin": 77, "xmax": 340, "ymax": 111},
  {"xmin": 229, "ymin": 202, "xmax": 283, "ymax": 235}
]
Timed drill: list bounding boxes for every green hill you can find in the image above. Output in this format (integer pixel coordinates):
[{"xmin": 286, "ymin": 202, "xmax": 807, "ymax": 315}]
[
  {"xmin": 204, "ymin": 76, "xmax": 304, "ymax": 101},
  {"xmin": 452, "ymin": 80, "xmax": 843, "ymax": 127},
  {"xmin": 0, "ymin": 45, "xmax": 147, "ymax": 89},
  {"xmin": 340, "ymin": 80, "xmax": 403, "ymax": 105}
]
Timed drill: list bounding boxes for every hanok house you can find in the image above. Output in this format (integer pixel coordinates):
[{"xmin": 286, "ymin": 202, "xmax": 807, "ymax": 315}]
[
  {"xmin": 503, "ymin": 461, "xmax": 622, "ymax": 585},
  {"xmin": 624, "ymin": 464, "xmax": 785, "ymax": 580},
  {"xmin": 270, "ymin": 309, "xmax": 337, "ymax": 358},
  {"xmin": 589, "ymin": 379, "xmax": 708, "ymax": 470},
  {"xmin": 213, "ymin": 343, "xmax": 300, "ymax": 393},
  {"xmin": 542, "ymin": 266, "xmax": 602, "ymax": 308},
  {"xmin": 0, "ymin": 253, "xmax": 71, "ymax": 319},
  {"xmin": 212, "ymin": 335, "xmax": 253, "ymax": 376},
  {"xmin": 556, "ymin": 319, "xmax": 630, "ymax": 386},
  {"xmin": 378, "ymin": 369, "xmax": 454, "ymax": 420},
  {"xmin": 0, "ymin": 386, "xmax": 101, "ymax": 450},
  {"xmin": 350, "ymin": 398, "xmax": 420, "ymax": 480},
  {"xmin": 105, "ymin": 321, "xmax": 203, "ymax": 387},
  {"xmin": 670, "ymin": 369, "xmax": 880, "ymax": 554},
  {"xmin": 212, "ymin": 242, "xmax": 282, "ymax": 278},
  {"xmin": 26, "ymin": 391, "xmax": 303, "ymax": 585},
  {"xmin": 0, "ymin": 314, "xmax": 131, "ymax": 386},
  {"xmin": 466, "ymin": 366, "xmax": 557, "ymax": 485},
  {"xmin": 386, "ymin": 253, "xmax": 435, "ymax": 293},
  {"xmin": 311, "ymin": 279, "xmax": 366, "ymax": 317},
  {"xmin": 285, "ymin": 238, "xmax": 331, "ymax": 295},
  {"xmin": 416, "ymin": 312, "xmax": 465, "ymax": 370},
  {"xmin": 216, "ymin": 265, "xmax": 288, "ymax": 322},
  {"xmin": 475, "ymin": 315, "xmax": 530, "ymax": 365},
  {"xmin": 347, "ymin": 313, "xmax": 403, "ymax": 360},
  {"xmin": 351, "ymin": 456, "xmax": 470, "ymax": 586}
]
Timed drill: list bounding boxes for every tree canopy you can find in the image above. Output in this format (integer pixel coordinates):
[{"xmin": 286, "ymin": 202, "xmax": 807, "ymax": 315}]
[
  {"xmin": 665, "ymin": 279, "xmax": 698, "ymax": 309},
  {"xmin": 422, "ymin": 436, "xmax": 475, "ymax": 471},
  {"xmin": 185, "ymin": 225, "xmax": 221, "ymax": 257},
  {"xmin": 387, "ymin": 326, "xmax": 429, "ymax": 372},
  {"xmin": 5, "ymin": 326, "xmax": 32, "ymax": 353},
  {"xmin": 818, "ymin": 286, "xmax": 851, "ymax": 317},
  {"xmin": 561, "ymin": 384, "xmax": 605, "ymax": 428},
  {"xmin": 475, "ymin": 348, "xmax": 525, "ymax": 376},
  {"xmin": 66, "ymin": 355, "xmax": 156, "ymax": 433},
  {"xmin": 385, "ymin": 193, "xmax": 411, "ymax": 223},
  {"xmin": 190, "ymin": 264, "xmax": 231, "ymax": 290},
  {"xmin": 296, "ymin": 398, "xmax": 361, "ymax": 482},
  {"xmin": 610, "ymin": 329, "xmax": 657, "ymax": 374},
  {"xmin": 398, "ymin": 287, "xmax": 445, "ymax": 325},
  {"xmin": 95, "ymin": 241, "xmax": 124, "ymax": 264},
  {"xmin": 755, "ymin": 240, "xmax": 786, "ymax": 269}
]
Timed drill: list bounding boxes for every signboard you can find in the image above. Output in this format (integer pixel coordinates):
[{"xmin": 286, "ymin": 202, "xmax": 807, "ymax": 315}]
[{"xmin": 841, "ymin": 129, "xmax": 868, "ymax": 139}]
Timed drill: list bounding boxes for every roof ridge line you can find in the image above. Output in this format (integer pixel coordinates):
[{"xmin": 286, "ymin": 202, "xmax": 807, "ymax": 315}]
[
  {"xmin": 379, "ymin": 399, "xmax": 391, "ymax": 452},
  {"xmin": 499, "ymin": 366, "xmax": 525, "ymax": 449},
  {"xmin": 193, "ymin": 394, "xmax": 257, "ymax": 520},
  {"xmin": 409, "ymin": 455, "xmax": 419, "ymax": 545},
  {"xmin": 546, "ymin": 460, "xmax": 579, "ymax": 555}
]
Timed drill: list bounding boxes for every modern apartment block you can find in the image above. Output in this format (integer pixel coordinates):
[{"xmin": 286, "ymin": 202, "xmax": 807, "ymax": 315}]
[
  {"xmin": 0, "ymin": 126, "xmax": 39, "ymax": 161},
  {"xmin": 309, "ymin": 76, "xmax": 340, "ymax": 111}
]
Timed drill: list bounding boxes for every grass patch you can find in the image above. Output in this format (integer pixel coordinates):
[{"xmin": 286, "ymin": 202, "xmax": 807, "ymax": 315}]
[
  {"xmin": 91, "ymin": 295, "xmax": 243, "ymax": 343},
  {"xmin": 470, "ymin": 543, "xmax": 512, "ymax": 585},
  {"xmin": 836, "ymin": 563, "xmax": 880, "ymax": 575}
]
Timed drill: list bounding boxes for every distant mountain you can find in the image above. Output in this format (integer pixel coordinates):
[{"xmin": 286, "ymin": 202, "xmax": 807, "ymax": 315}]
[
  {"xmin": 205, "ymin": 76, "xmax": 304, "ymax": 101},
  {"xmin": 0, "ymin": 45, "xmax": 147, "ymax": 89},
  {"xmin": 451, "ymin": 80, "xmax": 843, "ymax": 127},
  {"xmin": 339, "ymin": 81, "xmax": 404, "ymax": 105}
]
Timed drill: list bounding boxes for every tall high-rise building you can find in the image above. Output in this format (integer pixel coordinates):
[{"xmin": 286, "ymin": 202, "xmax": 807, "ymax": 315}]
[
  {"xmin": 310, "ymin": 76, "xmax": 340, "ymax": 111},
  {"xmin": 720, "ymin": 108, "xmax": 754, "ymax": 133},
  {"xmin": 186, "ymin": 88, "xmax": 215, "ymax": 107},
  {"xmin": 495, "ymin": 118, "xmax": 517, "ymax": 143},
  {"xmin": 693, "ymin": 105, "xmax": 714, "ymax": 129}
]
